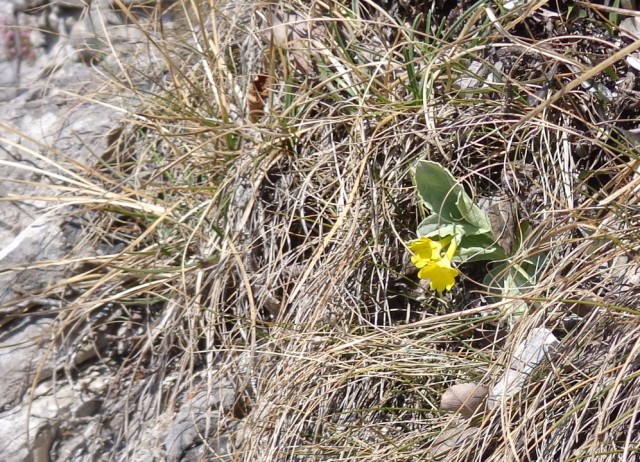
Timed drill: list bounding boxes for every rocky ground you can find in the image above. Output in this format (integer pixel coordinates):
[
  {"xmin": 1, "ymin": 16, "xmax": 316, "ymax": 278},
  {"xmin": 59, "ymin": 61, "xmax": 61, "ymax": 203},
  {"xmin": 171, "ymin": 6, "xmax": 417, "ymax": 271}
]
[{"xmin": 0, "ymin": 1, "xmax": 200, "ymax": 460}]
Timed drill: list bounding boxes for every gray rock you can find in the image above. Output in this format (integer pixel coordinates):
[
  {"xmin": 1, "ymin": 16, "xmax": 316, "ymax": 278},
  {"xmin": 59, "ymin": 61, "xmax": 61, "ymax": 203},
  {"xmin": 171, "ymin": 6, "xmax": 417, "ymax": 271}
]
[
  {"xmin": 0, "ymin": 57, "xmax": 120, "ymax": 306},
  {"xmin": 0, "ymin": 381, "xmax": 79, "ymax": 461},
  {"xmin": 165, "ymin": 379, "xmax": 239, "ymax": 462},
  {"xmin": 0, "ymin": 317, "xmax": 54, "ymax": 410},
  {"xmin": 9, "ymin": 0, "xmax": 48, "ymax": 14},
  {"xmin": 53, "ymin": 0, "xmax": 89, "ymax": 10},
  {"xmin": 0, "ymin": 2, "xmax": 15, "ymax": 16},
  {"xmin": 0, "ymin": 1, "xmax": 253, "ymax": 460}
]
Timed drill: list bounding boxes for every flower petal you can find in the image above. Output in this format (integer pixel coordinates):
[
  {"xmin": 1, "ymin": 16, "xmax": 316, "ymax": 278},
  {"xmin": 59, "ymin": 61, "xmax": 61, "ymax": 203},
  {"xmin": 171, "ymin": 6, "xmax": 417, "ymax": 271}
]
[
  {"xmin": 417, "ymin": 258, "xmax": 459, "ymax": 292},
  {"xmin": 408, "ymin": 237, "xmax": 443, "ymax": 262},
  {"xmin": 411, "ymin": 254, "xmax": 429, "ymax": 268}
]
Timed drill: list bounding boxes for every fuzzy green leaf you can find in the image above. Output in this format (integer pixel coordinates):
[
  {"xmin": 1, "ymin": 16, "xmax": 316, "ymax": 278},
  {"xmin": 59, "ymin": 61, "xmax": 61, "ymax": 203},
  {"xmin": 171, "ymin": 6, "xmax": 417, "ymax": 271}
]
[
  {"xmin": 414, "ymin": 160, "xmax": 492, "ymax": 233},
  {"xmin": 457, "ymin": 234, "xmax": 507, "ymax": 262},
  {"xmin": 416, "ymin": 218, "xmax": 505, "ymax": 263},
  {"xmin": 484, "ymin": 252, "xmax": 548, "ymax": 298},
  {"xmin": 416, "ymin": 215, "xmax": 471, "ymax": 240}
]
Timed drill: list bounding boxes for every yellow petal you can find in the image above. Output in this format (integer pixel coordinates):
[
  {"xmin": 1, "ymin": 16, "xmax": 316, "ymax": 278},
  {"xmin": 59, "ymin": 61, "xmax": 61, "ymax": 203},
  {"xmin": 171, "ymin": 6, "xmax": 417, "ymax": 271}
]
[
  {"xmin": 408, "ymin": 237, "xmax": 443, "ymax": 262},
  {"xmin": 445, "ymin": 236, "xmax": 459, "ymax": 261},
  {"xmin": 411, "ymin": 254, "xmax": 429, "ymax": 268},
  {"xmin": 417, "ymin": 258, "xmax": 459, "ymax": 292}
]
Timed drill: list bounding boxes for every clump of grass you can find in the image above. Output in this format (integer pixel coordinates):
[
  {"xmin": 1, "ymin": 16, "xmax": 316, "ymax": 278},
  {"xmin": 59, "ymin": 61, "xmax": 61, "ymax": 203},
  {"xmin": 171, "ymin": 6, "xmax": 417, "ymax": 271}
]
[{"xmin": 4, "ymin": 0, "xmax": 640, "ymax": 460}]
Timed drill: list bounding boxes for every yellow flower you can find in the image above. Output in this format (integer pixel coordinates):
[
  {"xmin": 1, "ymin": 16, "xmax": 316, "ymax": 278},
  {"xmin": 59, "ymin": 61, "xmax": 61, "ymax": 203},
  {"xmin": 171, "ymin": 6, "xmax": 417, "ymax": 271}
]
[
  {"xmin": 408, "ymin": 236, "xmax": 443, "ymax": 268},
  {"xmin": 407, "ymin": 235, "xmax": 459, "ymax": 292},
  {"xmin": 417, "ymin": 258, "xmax": 460, "ymax": 292}
]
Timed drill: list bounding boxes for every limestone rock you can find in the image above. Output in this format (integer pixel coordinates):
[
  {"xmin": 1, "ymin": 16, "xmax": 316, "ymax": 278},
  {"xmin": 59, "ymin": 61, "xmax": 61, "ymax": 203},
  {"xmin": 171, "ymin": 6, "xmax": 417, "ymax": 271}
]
[
  {"xmin": 0, "ymin": 318, "xmax": 54, "ymax": 410},
  {"xmin": 165, "ymin": 378, "xmax": 239, "ymax": 462}
]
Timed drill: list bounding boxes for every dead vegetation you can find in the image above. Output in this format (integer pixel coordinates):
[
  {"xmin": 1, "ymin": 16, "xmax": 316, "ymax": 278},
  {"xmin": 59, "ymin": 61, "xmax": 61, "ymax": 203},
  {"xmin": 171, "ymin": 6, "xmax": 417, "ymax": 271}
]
[{"xmin": 4, "ymin": 0, "xmax": 640, "ymax": 460}]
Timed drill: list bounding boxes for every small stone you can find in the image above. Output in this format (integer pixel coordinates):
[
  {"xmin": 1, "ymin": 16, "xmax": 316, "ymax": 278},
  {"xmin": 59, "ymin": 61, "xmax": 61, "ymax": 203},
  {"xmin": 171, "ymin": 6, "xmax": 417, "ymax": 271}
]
[
  {"xmin": 440, "ymin": 383, "xmax": 489, "ymax": 418},
  {"xmin": 87, "ymin": 377, "xmax": 108, "ymax": 395}
]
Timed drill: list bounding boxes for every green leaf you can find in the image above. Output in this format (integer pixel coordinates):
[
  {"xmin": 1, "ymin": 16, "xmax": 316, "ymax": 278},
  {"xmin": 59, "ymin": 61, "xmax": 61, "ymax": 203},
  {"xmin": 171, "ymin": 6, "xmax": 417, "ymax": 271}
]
[
  {"xmin": 415, "ymin": 218, "xmax": 505, "ymax": 263},
  {"xmin": 416, "ymin": 215, "xmax": 474, "ymax": 239},
  {"xmin": 414, "ymin": 160, "xmax": 492, "ymax": 232},
  {"xmin": 457, "ymin": 234, "xmax": 507, "ymax": 262},
  {"xmin": 455, "ymin": 187, "xmax": 492, "ymax": 232},
  {"xmin": 483, "ymin": 251, "xmax": 548, "ymax": 301},
  {"xmin": 414, "ymin": 160, "xmax": 464, "ymax": 221}
]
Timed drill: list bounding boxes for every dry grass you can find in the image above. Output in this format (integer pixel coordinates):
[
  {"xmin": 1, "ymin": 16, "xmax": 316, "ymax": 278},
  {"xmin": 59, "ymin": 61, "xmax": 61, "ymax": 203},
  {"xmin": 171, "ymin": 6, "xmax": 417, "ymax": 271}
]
[{"xmin": 4, "ymin": 0, "xmax": 640, "ymax": 460}]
